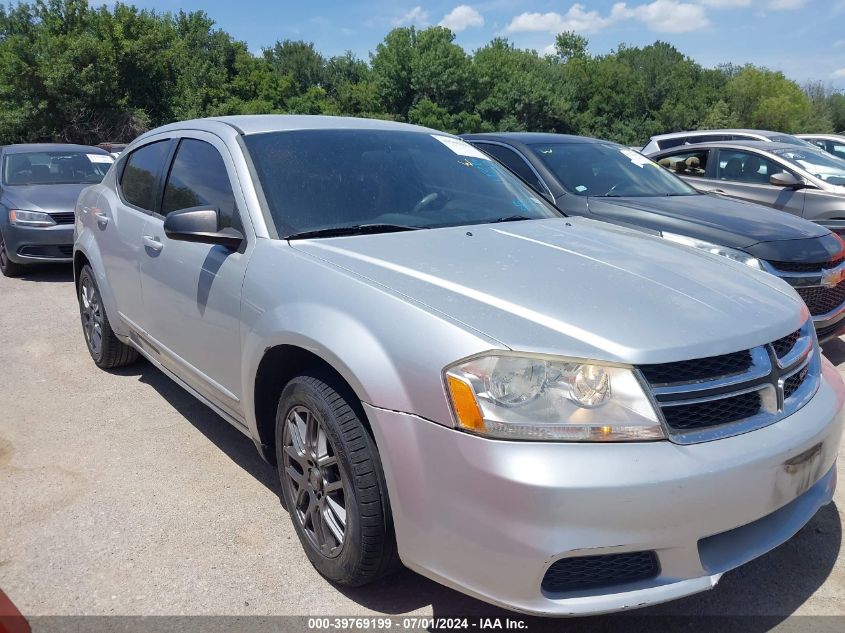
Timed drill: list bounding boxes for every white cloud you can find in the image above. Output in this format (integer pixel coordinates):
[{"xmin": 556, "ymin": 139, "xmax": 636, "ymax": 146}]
[
  {"xmin": 439, "ymin": 5, "xmax": 485, "ymax": 32},
  {"xmin": 505, "ymin": 6, "xmax": 616, "ymax": 34},
  {"xmin": 769, "ymin": 0, "xmax": 807, "ymax": 9},
  {"xmin": 393, "ymin": 6, "xmax": 430, "ymax": 27},
  {"xmin": 506, "ymin": 1, "xmax": 709, "ymax": 36},
  {"xmin": 613, "ymin": 0, "xmax": 711, "ymax": 33},
  {"xmin": 832, "ymin": 68, "xmax": 845, "ymax": 79},
  {"xmin": 700, "ymin": 0, "xmax": 751, "ymax": 6},
  {"xmin": 835, "ymin": 39, "xmax": 845, "ymax": 48}
]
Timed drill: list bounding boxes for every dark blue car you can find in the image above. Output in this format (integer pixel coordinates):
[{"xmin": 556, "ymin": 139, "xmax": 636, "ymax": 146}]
[
  {"xmin": 463, "ymin": 132, "xmax": 845, "ymax": 341},
  {"xmin": 0, "ymin": 143, "xmax": 113, "ymax": 277}
]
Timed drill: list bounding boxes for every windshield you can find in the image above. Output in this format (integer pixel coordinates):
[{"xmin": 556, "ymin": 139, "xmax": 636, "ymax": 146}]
[
  {"xmin": 528, "ymin": 142, "xmax": 698, "ymax": 198},
  {"xmin": 2, "ymin": 150, "xmax": 113, "ymax": 186},
  {"xmin": 767, "ymin": 135, "xmax": 815, "ymax": 147},
  {"xmin": 244, "ymin": 130, "xmax": 560, "ymax": 238},
  {"xmin": 771, "ymin": 148, "xmax": 845, "ymax": 186}
]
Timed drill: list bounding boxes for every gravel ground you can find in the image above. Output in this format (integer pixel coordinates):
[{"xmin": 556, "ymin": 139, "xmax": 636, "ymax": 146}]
[{"xmin": 2, "ymin": 264, "xmax": 845, "ymax": 631}]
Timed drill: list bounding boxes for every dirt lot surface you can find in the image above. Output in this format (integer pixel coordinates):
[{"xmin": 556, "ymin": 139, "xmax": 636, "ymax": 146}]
[{"xmin": 2, "ymin": 265, "xmax": 845, "ymax": 632}]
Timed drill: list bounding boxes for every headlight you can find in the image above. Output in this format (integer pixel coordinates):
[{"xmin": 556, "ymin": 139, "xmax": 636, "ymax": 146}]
[
  {"xmin": 8, "ymin": 209, "xmax": 56, "ymax": 227},
  {"xmin": 661, "ymin": 232, "xmax": 761, "ymax": 269},
  {"xmin": 444, "ymin": 353, "xmax": 665, "ymax": 442}
]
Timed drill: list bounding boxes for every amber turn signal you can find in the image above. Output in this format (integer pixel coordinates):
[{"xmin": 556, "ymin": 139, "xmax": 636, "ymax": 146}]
[{"xmin": 447, "ymin": 375, "xmax": 485, "ymax": 432}]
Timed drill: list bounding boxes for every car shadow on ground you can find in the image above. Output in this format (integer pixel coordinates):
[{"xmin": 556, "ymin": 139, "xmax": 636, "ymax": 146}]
[
  {"xmin": 110, "ymin": 358, "xmax": 280, "ymax": 497},
  {"xmin": 13, "ymin": 263, "xmax": 73, "ymax": 283},
  {"xmin": 115, "ymin": 357, "xmax": 842, "ymax": 629}
]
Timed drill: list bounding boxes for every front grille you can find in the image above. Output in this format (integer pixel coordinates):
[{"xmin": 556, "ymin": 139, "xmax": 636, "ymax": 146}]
[
  {"xmin": 638, "ymin": 320, "xmax": 818, "ymax": 442},
  {"xmin": 639, "ymin": 350, "xmax": 752, "ymax": 385},
  {"xmin": 661, "ymin": 391, "xmax": 762, "ymax": 431},
  {"xmin": 769, "ymin": 256, "xmax": 844, "ymax": 273},
  {"xmin": 49, "ymin": 212, "xmax": 75, "ymax": 224},
  {"xmin": 796, "ymin": 283, "xmax": 845, "ymax": 316},
  {"xmin": 784, "ymin": 366, "xmax": 809, "ymax": 399},
  {"xmin": 772, "ymin": 329, "xmax": 800, "ymax": 358},
  {"xmin": 542, "ymin": 551, "xmax": 659, "ymax": 594}
]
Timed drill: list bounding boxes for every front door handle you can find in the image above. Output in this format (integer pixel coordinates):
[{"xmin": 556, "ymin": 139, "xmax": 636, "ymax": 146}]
[
  {"xmin": 96, "ymin": 214, "xmax": 109, "ymax": 228},
  {"xmin": 142, "ymin": 235, "xmax": 163, "ymax": 252}
]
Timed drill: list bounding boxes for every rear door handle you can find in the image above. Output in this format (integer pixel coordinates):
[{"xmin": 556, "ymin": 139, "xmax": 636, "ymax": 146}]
[
  {"xmin": 142, "ymin": 235, "xmax": 163, "ymax": 252},
  {"xmin": 96, "ymin": 214, "xmax": 109, "ymax": 228}
]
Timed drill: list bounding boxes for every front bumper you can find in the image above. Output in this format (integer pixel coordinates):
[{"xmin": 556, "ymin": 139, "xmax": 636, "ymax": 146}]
[
  {"xmin": 1, "ymin": 223, "xmax": 74, "ymax": 263},
  {"xmin": 365, "ymin": 356, "xmax": 845, "ymax": 616},
  {"xmin": 813, "ymin": 303, "xmax": 845, "ymax": 342}
]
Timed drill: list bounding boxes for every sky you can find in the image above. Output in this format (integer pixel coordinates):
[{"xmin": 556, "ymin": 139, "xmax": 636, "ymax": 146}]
[{"xmin": 101, "ymin": 0, "xmax": 845, "ymax": 88}]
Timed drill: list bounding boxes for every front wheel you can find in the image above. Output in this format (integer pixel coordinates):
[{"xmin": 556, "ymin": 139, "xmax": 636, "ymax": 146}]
[
  {"xmin": 0, "ymin": 231, "xmax": 24, "ymax": 277},
  {"xmin": 78, "ymin": 264, "xmax": 138, "ymax": 369},
  {"xmin": 276, "ymin": 374, "xmax": 398, "ymax": 586}
]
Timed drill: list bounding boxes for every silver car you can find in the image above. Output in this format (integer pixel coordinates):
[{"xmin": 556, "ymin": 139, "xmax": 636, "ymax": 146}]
[
  {"xmin": 74, "ymin": 115, "xmax": 844, "ymax": 616},
  {"xmin": 640, "ymin": 129, "xmax": 814, "ymax": 155},
  {"xmin": 647, "ymin": 140, "xmax": 845, "ymax": 234},
  {"xmin": 797, "ymin": 134, "xmax": 845, "ymax": 161}
]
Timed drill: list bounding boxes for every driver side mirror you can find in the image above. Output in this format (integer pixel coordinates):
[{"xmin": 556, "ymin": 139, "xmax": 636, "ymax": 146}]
[
  {"xmin": 769, "ymin": 172, "xmax": 804, "ymax": 189},
  {"xmin": 163, "ymin": 207, "xmax": 243, "ymax": 249}
]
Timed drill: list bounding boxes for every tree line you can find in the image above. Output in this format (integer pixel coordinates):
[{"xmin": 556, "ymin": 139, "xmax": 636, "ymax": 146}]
[{"xmin": 1, "ymin": 0, "xmax": 843, "ymax": 148}]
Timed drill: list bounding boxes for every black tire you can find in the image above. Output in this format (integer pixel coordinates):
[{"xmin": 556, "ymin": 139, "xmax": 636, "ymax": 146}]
[
  {"xmin": 276, "ymin": 373, "xmax": 399, "ymax": 586},
  {"xmin": 0, "ymin": 231, "xmax": 24, "ymax": 278},
  {"xmin": 78, "ymin": 264, "xmax": 138, "ymax": 369}
]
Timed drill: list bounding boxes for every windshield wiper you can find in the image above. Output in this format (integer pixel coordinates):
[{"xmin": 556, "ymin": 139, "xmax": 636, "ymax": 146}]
[
  {"xmin": 489, "ymin": 215, "xmax": 534, "ymax": 224},
  {"xmin": 285, "ymin": 223, "xmax": 426, "ymax": 240}
]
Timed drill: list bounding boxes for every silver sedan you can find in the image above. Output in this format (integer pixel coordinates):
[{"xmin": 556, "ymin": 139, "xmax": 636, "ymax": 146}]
[{"xmin": 74, "ymin": 116, "xmax": 844, "ymax": 616}]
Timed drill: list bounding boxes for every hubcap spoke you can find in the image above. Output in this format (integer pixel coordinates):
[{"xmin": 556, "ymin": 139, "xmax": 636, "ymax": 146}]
[
  {"xmin": 322, "ymin": 500, "xmax": 345, "ymax": 545},
  {"xmin": 80, "ymin": 277, "xmax": 104, "ymax": 355},
  {"xmin": 323, "ymin": 480, "xmax": 343, "ymax": 494},
  {"xmin": 281, "ymin": 404, "xmax": 347, "ymax": 558}
]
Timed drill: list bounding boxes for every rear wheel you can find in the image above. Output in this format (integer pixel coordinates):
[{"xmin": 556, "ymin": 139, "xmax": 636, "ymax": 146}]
[
  {"xmin": 78, "ymin": 264, "xmax": 138, "ymax": 369},
  {"xmin": 276, "ymin": 373, "xmax": 398, "ymax": 586},
  {"xmin": 0, "ymin": 232, "xmax": 24, "ymax": 277}
]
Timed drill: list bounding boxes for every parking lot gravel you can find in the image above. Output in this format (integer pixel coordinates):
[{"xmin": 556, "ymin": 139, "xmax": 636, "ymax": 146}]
[{"xmin": 3, "ymin": 265, "xmax": 845, "ymax": 631}]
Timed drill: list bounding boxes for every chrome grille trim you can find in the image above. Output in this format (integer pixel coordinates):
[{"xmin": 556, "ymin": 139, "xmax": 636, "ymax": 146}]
[
  {"xmin": 650, "ymin": 347, "xmax": 771, "ymax": 399},
  {"xmin": 637, "ymin": 320, "xmax": 821, "ymax": 445},
  {"xmin": 761, "ymin": 259, "xmax": 845, "ymax": 324}
]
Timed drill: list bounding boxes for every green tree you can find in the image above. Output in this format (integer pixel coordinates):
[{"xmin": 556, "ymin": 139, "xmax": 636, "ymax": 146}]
[
  {"xmin": 725, "ymin": 66, "xmax": 812, "ymax": 132},
  {"xmin": 264, "ymin": 39, "xmax": 325, "ymax": 94}
]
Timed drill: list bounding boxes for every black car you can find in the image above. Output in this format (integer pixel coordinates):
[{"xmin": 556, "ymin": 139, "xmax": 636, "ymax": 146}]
[
  {"xmin": 463, "ymin": 132, "xmax": 845, "ymax": 341},
  {"xmin": 0, "ymin": 143, "xmax": 113, "ymax": 277}
]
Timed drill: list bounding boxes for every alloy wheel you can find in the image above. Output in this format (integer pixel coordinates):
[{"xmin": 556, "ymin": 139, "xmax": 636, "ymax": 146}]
[
  {"xmin": 282, "ymin": 405, "xmax": 347, "ymax": 558},
  {"xmin": 0, "ymin": 234, "xmax": 8, "ymax": 272},
  {"xmin": 79, "ymin": 275, "xmax": 104, "ymax": 357}
]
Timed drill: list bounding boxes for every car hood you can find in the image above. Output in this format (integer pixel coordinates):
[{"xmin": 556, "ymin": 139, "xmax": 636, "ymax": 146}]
[
  {"xmin": 586, "ymin": 193, "xmax": 828, "ymax": 249},
  {"xmin": 290, "ymin": 218, "xmax": 805, "ymax": 364},
  {"xmin": 1, "ymin": 183, "xmax": 91, "ymax": 214}
]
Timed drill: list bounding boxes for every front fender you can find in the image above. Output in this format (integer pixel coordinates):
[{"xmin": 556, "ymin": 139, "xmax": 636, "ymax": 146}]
[{"xmin": 239, "ymin": 242, "xmax": 502, "ymax": 442}]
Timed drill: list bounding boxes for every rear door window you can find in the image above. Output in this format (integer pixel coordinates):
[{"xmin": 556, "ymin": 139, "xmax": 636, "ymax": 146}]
[{"xmin": 120, "ymin": 141, "xmax": 171, "ymax": 212}]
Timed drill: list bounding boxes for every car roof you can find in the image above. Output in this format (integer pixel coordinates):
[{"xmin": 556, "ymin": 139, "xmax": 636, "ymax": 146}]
[
  {"xmin": 654, "ymin": 140, "xmax": 798, "ymax": 154},
  {"xmin": 150, "ymin": 114, "xmax": 445, "ymax": 137},
  {"xmin": 2, "ymin": 143, "xmax": 110, "ymax": 154},
  {"xmin": 649, "ymin": 129, "xmax": 784, "ymax": 141},
  {"xmin": 797, "ymin": 133, "xmax": 845, "ymax": 140},
  {"xmin": 462, "ymin": 132, "xmax": 606, "ymax": 146}
]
